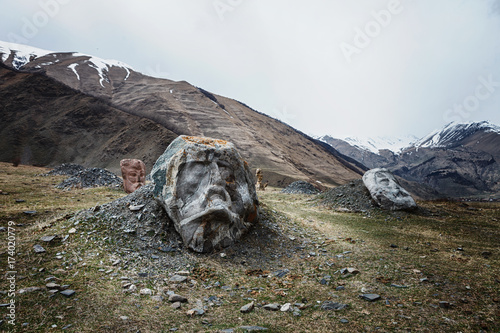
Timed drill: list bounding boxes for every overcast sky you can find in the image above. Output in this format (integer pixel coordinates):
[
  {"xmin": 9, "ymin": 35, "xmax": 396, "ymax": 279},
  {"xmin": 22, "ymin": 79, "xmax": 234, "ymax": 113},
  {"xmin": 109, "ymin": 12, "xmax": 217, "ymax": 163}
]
[{"xmin": 2, "ymin": 0, "xmax": 500, "ymax": 139}]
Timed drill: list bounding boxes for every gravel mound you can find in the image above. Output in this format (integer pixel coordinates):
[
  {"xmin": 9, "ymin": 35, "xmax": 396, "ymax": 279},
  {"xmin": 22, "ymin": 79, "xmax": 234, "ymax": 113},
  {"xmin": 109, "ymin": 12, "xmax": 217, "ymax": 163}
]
[
  {"xmin": 55, "ymin": 167, "xmax": 122, "ymax": 189},
  {"xmin": 71, "ymin": 184, "xmax": 298, "ymax": 276},
  {"xmin": 72, "ymin": 184, "xmax": 190, "ymax": 274},
  {"xmin": 317, "ymin": 179, "xmax": 377, "ymax": 212},
  {"xmin": 281, "ymin": 181, "xmax": 320, "ymax": 195},
  {"xmin": 43, "ymin": 163, "xmax": 86, "ymax": 176}
]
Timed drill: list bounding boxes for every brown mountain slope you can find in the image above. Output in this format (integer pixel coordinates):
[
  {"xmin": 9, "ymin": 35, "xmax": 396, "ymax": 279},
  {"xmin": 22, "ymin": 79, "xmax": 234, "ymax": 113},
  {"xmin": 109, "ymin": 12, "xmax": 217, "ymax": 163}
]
[
  {"xmin": 1, "ymin": 47, "xmax": 363, "ymax": 186},
  {"xmin": 0, "ymin": 64, "xmax": 177, "ymax": 171}
]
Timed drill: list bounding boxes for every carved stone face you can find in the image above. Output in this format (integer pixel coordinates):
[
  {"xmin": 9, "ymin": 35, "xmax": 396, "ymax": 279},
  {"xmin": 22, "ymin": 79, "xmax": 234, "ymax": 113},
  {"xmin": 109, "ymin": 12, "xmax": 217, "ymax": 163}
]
[
  {"xmin": 151, "ymin": 136, "xmax": 259, "ymax": 252},
  {"xmin": 120, "ymin": 159, "xmax": 146, "ymax": 194},
  {"xmin": 372, "ymin": 170, "xmax": 411, "ymax": 198},
  {"xmin": 362, "ymin": 168, "xmax": 417, "ymax": 211}
]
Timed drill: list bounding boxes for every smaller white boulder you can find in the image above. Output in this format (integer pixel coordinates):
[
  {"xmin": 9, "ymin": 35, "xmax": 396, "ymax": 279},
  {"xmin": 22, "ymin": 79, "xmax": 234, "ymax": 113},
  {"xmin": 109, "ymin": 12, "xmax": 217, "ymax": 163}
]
[{"xmin": 362, "ymin": 168, "xmax": 417, "ymax": 211}]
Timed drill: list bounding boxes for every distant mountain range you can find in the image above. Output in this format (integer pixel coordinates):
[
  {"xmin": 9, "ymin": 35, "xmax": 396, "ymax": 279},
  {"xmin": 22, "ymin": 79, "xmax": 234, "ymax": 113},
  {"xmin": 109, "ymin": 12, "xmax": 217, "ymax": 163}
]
[
  {"xmin": 320, "ymin": 121, "xmax": 500, "ymax": 198},
  {"xmin": 0, "ymin": 41, "xmax": 364, "ymax": 187}
]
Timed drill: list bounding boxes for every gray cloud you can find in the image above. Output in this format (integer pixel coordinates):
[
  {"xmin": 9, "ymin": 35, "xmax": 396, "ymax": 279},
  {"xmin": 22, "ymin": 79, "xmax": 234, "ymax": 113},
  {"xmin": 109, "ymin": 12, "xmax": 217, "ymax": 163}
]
[{"xmin": 2, "ymin": 0, "xmax": 500, "ymax": 139}]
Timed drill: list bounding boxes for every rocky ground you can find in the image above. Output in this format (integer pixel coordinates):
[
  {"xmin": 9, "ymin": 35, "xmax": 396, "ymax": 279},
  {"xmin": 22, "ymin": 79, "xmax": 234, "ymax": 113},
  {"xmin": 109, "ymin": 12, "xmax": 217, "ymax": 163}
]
[
  {"xmin": 316, "ymin": 179, "xmax": 378, "ymax": 213},
  {"xmin": 43, "ymin": 163, "xmax": 86, "ymax": 176},
  {"xmin": 42, "ymin": 164, "xmax": 123, "ymax": 190},
  {"xmin": 1, "ymin": 163, "xmax": 498, "ymax": 332},
  {"xmin": 280, "ymin": 181, "xmax": 320, "ymax": 195},
  {"xmin": 70, "ymin": 184, "xmax": 300, "ymax": 276}
]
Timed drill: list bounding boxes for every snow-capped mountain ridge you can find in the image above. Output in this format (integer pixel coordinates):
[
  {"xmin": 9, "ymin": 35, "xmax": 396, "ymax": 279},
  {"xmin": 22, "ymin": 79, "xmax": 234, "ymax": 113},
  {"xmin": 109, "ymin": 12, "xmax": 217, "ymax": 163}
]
[
  {"xmin": 414, "ymin": 121, "xmax": 500, "ymax": 149},
  {"xmin": 0, "ymin": 41, "xmax": 53, "ymax": 69},
  {"xmin": 318, "ymin": 134, "xmax": 418, "ymax": 155},
  {"xmin": 0, "ymin": 41, "xmax": 133, "ymax": 86},
  {"xmin": 342, "ymin": 135, "xmax": 419, "ymax": 154}
]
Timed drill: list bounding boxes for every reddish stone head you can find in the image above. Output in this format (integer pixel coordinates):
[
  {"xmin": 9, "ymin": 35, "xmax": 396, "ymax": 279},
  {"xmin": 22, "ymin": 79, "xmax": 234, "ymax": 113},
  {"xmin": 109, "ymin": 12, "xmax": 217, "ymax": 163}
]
[{"xmin": 120, "ymin": 159, "xmax": 146, "ymax": 193}]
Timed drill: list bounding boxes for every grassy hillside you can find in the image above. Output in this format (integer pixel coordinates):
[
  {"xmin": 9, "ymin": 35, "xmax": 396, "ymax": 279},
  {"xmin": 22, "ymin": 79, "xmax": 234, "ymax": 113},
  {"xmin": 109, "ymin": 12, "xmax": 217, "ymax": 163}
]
[{"xmin": 0, "ymin": 162, "xmax": 498, "ymax": 332}]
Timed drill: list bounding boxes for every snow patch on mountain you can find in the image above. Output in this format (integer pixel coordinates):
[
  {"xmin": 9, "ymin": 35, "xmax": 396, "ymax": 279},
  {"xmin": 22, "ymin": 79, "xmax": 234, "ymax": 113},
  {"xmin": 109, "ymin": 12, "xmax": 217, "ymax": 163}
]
[
  {"xmin": 72, "ymin": 53, "xmax": 132, "ymax": 85},
  {"xmin": 414, "ymin": 121, "xmax": 500, "ymax": 149},
  {"xmin": 0, "ymin": 41, "xmax": 53, "ymax": 69},
  {"xmin": 340, "ymin": 135, "xmax": 418, "ymax": 154},
  {"xmin": 68, "ymin": 63, "xmax": 80, "ymax": 81}
]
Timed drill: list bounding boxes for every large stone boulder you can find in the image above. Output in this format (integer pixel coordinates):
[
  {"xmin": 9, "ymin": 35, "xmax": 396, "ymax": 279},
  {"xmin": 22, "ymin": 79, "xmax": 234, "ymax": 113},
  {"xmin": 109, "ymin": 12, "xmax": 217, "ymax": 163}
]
[
  {"xmin": 362, "ymin": 168, "xmax": 417, "ymax": 211},
  {"xmin": 150, "ymin": 136, "xmax": 259, "ymax": 252},
  {"xmin": 120, "ymin": 159, "xmax": 146, "ymax": 194}
]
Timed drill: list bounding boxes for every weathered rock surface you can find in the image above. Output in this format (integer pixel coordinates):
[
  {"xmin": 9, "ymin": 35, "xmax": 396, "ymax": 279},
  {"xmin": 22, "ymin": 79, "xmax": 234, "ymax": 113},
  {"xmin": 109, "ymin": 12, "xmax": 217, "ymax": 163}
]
[
  {"xmin": 151, "ymin": 136, "xmax": 259, "ymax": 253},
  {"xmin": 362, "ymin": 168, "xmax": 417, "ymax": 211},
  {"xmin": 120, "ymin": 159, "xmax": 146, "ymax": 193},
  {"xmin": 255, "ymin": 168, "xmax": 267, "ymax": 191}
]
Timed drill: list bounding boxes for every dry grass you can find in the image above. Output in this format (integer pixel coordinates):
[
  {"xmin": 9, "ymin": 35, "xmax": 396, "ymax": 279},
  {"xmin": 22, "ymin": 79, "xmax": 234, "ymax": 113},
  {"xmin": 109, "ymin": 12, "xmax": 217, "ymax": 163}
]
[{"xmin": 0, "ymin": 164, "xmax": 499, "ymax": 332}]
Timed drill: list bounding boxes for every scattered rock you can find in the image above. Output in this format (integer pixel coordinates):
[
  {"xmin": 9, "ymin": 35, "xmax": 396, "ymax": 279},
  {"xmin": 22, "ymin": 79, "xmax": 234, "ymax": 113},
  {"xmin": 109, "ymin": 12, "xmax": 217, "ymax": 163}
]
[
  {"xmin": 272, "ymin": 269, "xmax": 290, "ymax": 278},
  {"xmin": 281, "ymin": 181, "xmax": 320, "ymax": 195},
  {"xmin": 439, "ymin": 301, "xmax": 451, "ymax": 309},
  {"xmin": 60, "ymin": 290, "xmax": 75, "ymax": 297},
  {"xmin": 169, "ymin": 275, "xmax": 188, "ymax": 283},
  {"xmin": 40, "ymin": 235, "xmax": 58, "ymax": 242},
  {"xmin": 23, "ymin": 210, "xmax": 37, "ymax": 215},
  {"xmin": 129, "ymin": 204, "xmax": 145, "ymax": 211},
  {"xmin": 321, "ymin": 301, "xmax": 349, "ymax": 311},
  {"xmin": 168, "ymin": 294, "xmax": 188, "ymax": 303},
  {"xmin": 46, "ymin": 282, "xmax": 61, "ymax": 289},
  {"xmin": 280, "ymin": 303, "xmax": 292, "ymax": 312},
  {"xmin": 239, "ymin": 326, "xmax": 268, "ymax": 331},
  {"xmin": 33, "ymin": 244, "xmax": 46, "ymax": 253},
  {"xmin": 340, "ymin": 267, "xmax": 360, "ymax": 275},
  {"xmin": 171, "ymin": 302, "xmax": 182, "ymax": 309},
  {"xmin": 340, "ymin": 318, "xmax": 349, "ymax": 324},
  {"xmin": 240, "ymin": 301, "xmax": 255, "ymax": 313},
  {"xmin": 360, "ymin": 294, "xmax": 381, "ymax": 302},
  {"xmin": 18, "ymin": 287, "xmax": 42, "ymax": 294},
  {"xmin": 186, "ymin": 308, "xmax": 205, "ymax": 316},
  {"xmin": 263, "ymin": 303, "xmax": 280, "ymax": 311},
  {"xmin": 390, "ymin": 284, "xmax": 409, "ymax": 289},
  {"xmin": 481, "ymin": 251, "xmax": 492, "ymax": 258},
  {"xmin": 140, "ymin": 288, "xmax": 152, "ymax": 295}
]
